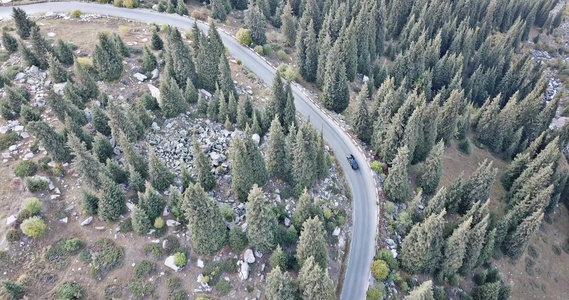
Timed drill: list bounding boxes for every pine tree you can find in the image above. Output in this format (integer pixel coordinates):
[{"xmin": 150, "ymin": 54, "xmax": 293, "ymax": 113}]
[
  {"xmin": 105, "ymin": 158, "xmax": 127, "ymax": 184},
  {"xmin": 108, "ymin": 101, "xmax": 138, "ymax": 142},
  {"xmin": 246, "ymin": 184, "xmax": 278, "ymax": 252},
  {"xmin": 266, "ymin": 116, "xmax": 289, "ymax": 180},
  {"xmin": 293, "ymin": 188, "xmax": 315, "ymax": 229},
  {"xmin": 400, "ymin": 210, "xmax": 445, "ymax": 274},
  {"xmin": 98, "ymin": 173, "xmax": 125, "ymax": 222},
  {"xmin": 245, "ymin": 4, "xmax": 267, "ymax": 45},
  {"xmin": 502, "ymin": 151, "xmax": 532, "ymax": 190},
  {"xmin": 53, "ymin": 39, "xmax": 74, "ymax": 65},
  {"xmin": 27, "ymin": 121, "xmax": 71, "ymax": 163},
  {"xmin": 67, "ymin": 133, "xmax": 102, "ymax": 190},
  {"xmin": 2, "ymin": 280, "xmax": 24, "ymax": 300},
  {"xmin": 230, "ymin": 132, "xmax": 268, "ymax": 201},
  {"xmin": 437, "ymin": 89, "xmax": 464, "ymax": 146},
  {"xmin": 160, "ymin": 76, "xmax": 186, "ymax": 118},
  {"xmin": 315, "ymin": 31, "xmax": 331, "ymax": 88},
  {"xmin": 132, "ymin": 205, "xmax": 152, "ymax": 235},
  {"xmin": 315, "ymin": 128, "xmax": 327, "ymax": 179},
  {"xmin": 2, "ymin": 31, "xmax": 18, "ymax": 53},
  {"xmin": 441, "ymin": 217, "xmax": 472, "ymax": 277},
  {"xmin": 63, "ymin": 81, "xmax": 84, "ymax": 109},
  {"xmin": 211, "ymin": 0, "xmax": 229, "ymax": 21},
  {"xmin": 281, "ymin": 1, "xmax": 296, "ymax": 47},
  {"xmin": 404, "ymin": 280, "xmax": 435, "ymax": 300},
  {"xmin": 292, "ymin": 124, "xmax": 317, "ymax": 190},
  {"xmin": 218, "ymin": 55, "xmax": 237, "ymax": 102},
  {"xmin": 180, "ymin": 162, "xmax": 195, "ymax": 190},
  {"xmin": 208, "ymin": 87, "xmax": 220, "ymax": 121},
  {"xmin": 461, "ymin": 215, "xmax": 490, "ymax": 274},
  {"xmin": 151, "ymin": 28, "xmax": 163, "ymax": 50},
  {"xmin": 142, "ymin": 46, "xmax": 157, "ymax": 73},
  {"xmin": 505, "ymin": 210, "xmax": 544, "ymax": 260},
  {"xmin": 93, "ymin": 133, "xmax": 112, "ymax": 163},
  {"xmin": 93, "ymin": 31, "xmax": 123, "ymax": 81},
  {"xmin": 283, "ymin": 83, "xmax": 297, "ymax": 132},
  {"xmin": 298, "ymin": 256, "xmax": 335, "ymax": 300},
  {"xmin": 73, "ymin": 61, "xmax": 99, "ymax": 103},
  {"xmin": 47, "ymin": 53, "xmax": 68, "ymax": 83},
  {"xmin": 237, "ymin": 96, "xmax": 250, "ymax": 129},
  {"xmin": 149, "ymin": 148, "xmax": 175, "ymax": 191},
  {"xmin": 384, "ymin": 146, "xmax": 411, "ymax": 203},
  {"xmin": 476, "ymin": 94, "xmax": 501, "ymax": 150},
  {"xmin": 176, "ymin": 0, "xmax": 188, "ymax": 15},
  {"xmin": 118, "ymin": 133, "xmax": 148, "ymax": 178},
  {"xmin": 12, "ymin": 8, "xmax": 34, "ymax": 39},
  {"xmin": 113, "ymin": 33, "xmax": 130, "ymax": 58},
  {"xmin": 20, "ymin": 105, "xmax": 40, "ymax": 125},
  {"xmin": 196, "ymin": 24, "xmax": 222, "ymax": 92},
  {"xmin": 5, "ymin": 86, "xmax": 26, "ymax": 114},
  {"xmin": 322, "ymin": 39, "xmax": 349, "ymax": 113},
  {"xmin": 420, "ymin": 141, "xmax": 444, "ymax": 195},
  {"xmin": 192, "ymin": 137, "xmax": 216, "ymax": 191},
  {"xmin": 264, "ymin": 74, "xmax": 287, "ymax": 129},
  {"xmin": 128, "ymin": 165, "xmax": 145, "ymax": 193},
  {"xmin": 29, "ymin": 26, "xmax": 51, "ymax": 69},
  {"xmin": 460, "ymin": 159, "xmax": 497, "ymax": 213},
  {"xmin": 166, "ymin": 28, "xmax": 197, "ymax": 89},
  {"xmin": 266, "ymin": 267, "xmax": 298, "ymax": 300},
  {"xmin": 269, "ymin": 244, "xmax": 288, "ymax": 270},
  {"xmin": 424, "ymin": 187, "xmax": 447, "ymax": 218},
  {"xmin": 342, "ymin": 21, "xmax": 358, "ymax": 82},
  {"xmin": 296, "ymin": 216, "xmax": 327, "ymax": 269},
  {"xmin": 477, "ymin": 228, "xmax": 496, "ymax": 267},
  {"xmin": 218, "ymin": 92, "xmax": 228, "ymax": 123},
  {"xmin": 81, "ymin": 190, "xmax": 99, "ymax": 215},
  {"xmin": 403, "ymin": 103, "xmax": 423, "ymax": 164},
  {"xmin": 138, "ymin": 181, "xmax": 165, "ymax": 221},
  {"xmin": 352, "ymin": 88, "xmax": 371, "ymax": 143}
]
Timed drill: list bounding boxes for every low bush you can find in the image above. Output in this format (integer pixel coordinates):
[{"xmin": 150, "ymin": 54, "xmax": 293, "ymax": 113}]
[
  {"xmin": 79, "ymin": 250, "xmax": 91, "ymax": 264},
  {"xmin": 23, "ymin": 197, "xmax": 42, "ymax": 215},
  {"xmin": 56, "ymin": 281, "xmax": 84, "ymax": 300},
  {"xmin": 63, "ymin": 238, "xmax": 83, "ymax": 253},
  {"xmin": 458, "ymin": 138, "xmax": 471, "ymax": 154},
  {"xmin": 86, "ymin": 238, "xmax": 125, "ymax": 280},
  {"xmin": 254, "ymin": 45, "xmax": 264, "ymax": 55},
  {"xmin": 278, "ymin": 50, "xmax": 287, "ymax": 60},
  {"xmin": 76, "ymin": 57, "xmax": 93, "ymax": 69},
  {"xmin": 154, "ymin": 217, "xmax": 164, "ymax": 229},
  {"xmin": 215, "ymin": 281, "xmax": 231, "ymax": 295},
  {"xmin": 262, "ymin": 44, "xmax": 272, "ymax": 56},
  {"xmin": 123, "ymin": 0, "xmax": 138, "ymax": 9},
  {"xmin": 236, "ymin": 29, "xmax": 252, "ymax": 46},
  {"xmin": 144, "ymin": 243, "xmax": 163, "ymax": 259},
  {"xmin": 6, "ymin": 229, "xmax": 21, "ymax": 243},
  {"xmin": 70, "ymin": 10, "xmax": 82, "ymax": 18},
  {"xmin": 26, "ymin": 177, "xmax": 49, "ymax": 192},
  {"xmin": 0, "ymin": 132, "xmax": 19, "ymax": 150},
  {"xmin": 113, "ymin": 0, "xmax": 123, "ymax": 7},
  {"xmin": 20, "ymin": 216, "xmax": 47, "ymax": 238},
  {"xmin": 371, "ymin": 260, "xmax": 389, "ymax": 280},
  {"xmin": 129, "ymin": 280, "xmax": 155, "ymax": 298},
  {"xmin": 366, "ymin": 287, "xmax": 382, "ymax": 300},
  {"xmin": 133, "ymin": 260, "xmax": 156, "ymax": 278},
  {"xmin": 173, "ymin": 252, "xmax": 186, "ymax": 267},
  {"xmin": 15, "ymin": 161, "xmax": 38, "ymax": 178},
  {"xmin": 553, "ymin": 244, "xmax": 562, "ymax": 255},
  {"xmin": 220, "ymin": 204, "xmax": 234, "ymax": 221}
]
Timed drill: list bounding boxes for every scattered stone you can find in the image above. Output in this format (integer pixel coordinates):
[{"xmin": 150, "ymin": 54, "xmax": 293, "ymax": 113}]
[
  {"xmin": 53, "ymin": 82, "xmax": 67, "ymax": 94},
  {"xmin": 6, "ymin": 215, "xmax": 17, "ymax": 226},
  {"xmin": 244, "ymin": 249, "xmax": 255, "ymax": 264},
  {"xmin": 166, "ymin": 219, "xmax": 180, "ymax": 227},
  {"xmin": 19, "ymin": 132, "xmax": 29, "ymax": 139},
  {"xmin": 14, "ymin": 73, "xmax": 26, "ymax": 80},
  {"xmin": 59, "ymin": 217, "xmax": 68, "ymax": 223},
  {"xmin": 134, "ymin": 73, "xmax": 148, "ymax": 82},
  {"xmin": 254, "ymin": 249, "xmax": 263, "ymax": 258},
  {"xmin": 332, "ymin": 227, "xmax": 341, "ymax": 236},
  {"xmin": 148, "ymin": 84, "xmax": 161, "ymax": 103},
  {"xmin": 162, "ymin": 239, "xmax": 169, "ymax": 250},
  {"xmin": 23, "ymin": 153, "xmax": 34, "ymax": 161},
  {"xmin": 197, "ymin": 258, "xmax": 204, "ymax": 268},
  {"xmin": 239, "ymin": 261, "xmax": 249, "ymax": 280},
  {"xmin": 251, "ymin": 133, "xmax": 260, "ymax": 145},
  {"xmin": 95, "ymin": 226, "xmax": 105, "ymax": 230},
  {"xmin": 81, "ymin": 216, "xmax": 93, "ymax": 226},
  {"xmin": 47, "ymin": 32, "xmax": 56, "ymax": 37},
  {"xmin": 0, "ymin": 126, "xmax": 8, "ymax": 134},
  {"xmin": 14, "ymin": 126, "xmax": 24, "ymax": 132},
  {"xmin": 165, "ymin": 255, "xmax": 180, "ymax": 271},
  {"xmin": 151, "ymin": 69, "xmax": 159, "ymax": 80},
  {"xmin": 284, "ymin": 217, "xmax": 291, "ymax": 227}
]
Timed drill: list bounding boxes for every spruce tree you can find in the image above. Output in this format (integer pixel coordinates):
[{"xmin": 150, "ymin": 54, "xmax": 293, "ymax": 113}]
[
  {"xmin": 237, "ymin": 96, "xmax": 250, "ymax": 129},
  {"xmin": 217, "ymin": 92, "xmax": 228, "ymax": 123},
  {"xmin": 266, "ymin": 116, "xmax": 288, "ymax": 180},
  {"xmin": 266, "ymin": 267, "xmax": 298, "ymax": 300},
  {"xmin": 2, "ymin": 31, "xmax": 18, "ymax": 53},
  {"xmin": 265, "ymin": 74, "xmax": 287, "ymax": 129},
  {"xmin": 404, "ymin": 280, "xmax": 435, "ymax": 300},
  {"xmin": 322, "ymin": 39, "xmax": 349, "ymax": 113},
  {"xmin": 12, "ymin": 8, "xmax": 34, "ymax": 39},
  {"xmin": 5, "ymin": 86, "xmax": 26, "ymax": 114},
  {"xmin": 108, "ymin": 101, "xmax": 138, "ymax": 142},
  {"xmin": 505, "ymin": 210, "xmax": 544, "ymax": 260},
  {"xmin": 184, "ymin": 78, "xmax": 199, "ymax": 104},
  {"xmin": 180, "ymin": 162, "xmax": 195, "ymax": 190},
  {"xmin": 441, "ymin": 217, "xmax": 472, "ymax": 277},
  {"xmin": 343, "ymin": 21, "xmax": 358, "ymax": 82},
  {"xmin": 47, "ymin": 53, "xmax": 68, "ymax": 83},
  {"xmin": 128, "ymin": 165, "xmax": 145, "ymax": 194},
  {"xmin": 281, "ymin": 1, "xmax": 296, "ymax": 47},
  {"xmin": 93, "ymin": 32, "xmax": 123, "ymax": 81},
  {"xmin": 81, "ymin": 190, "xmax": 99, "ymax": 215},
  {"xmin": 93, "ymin": 133, "xmax": 113, "ymax": 163},
  {"xmin": 460, "ymin": 159, "xmax": 497, "ymax": 213},
  {"xmin": 98, "ymin": 173, "xmax": 125, "ymax": 222},
  {"xmin": 229, "ymin": 224, "xmax": 248, "ymax": 252},
  {"xmin": 437, "ymin": 89, "xmax": 464, "ymax": 146},
  {"xmin": 167, "ymin": 28, "xmax": 197, "ymax": 88},
  {"xmin": 477, "ymin": 228, "xmax": 496, "ymax": 267},
  {"xmin": 105, "ymin": 158, "xmax": 128, "ymax": 184},
  {"xmin": 118, "ymin": 133, "xmax": 149, "ymax": 178},
  {"xmin": 2, "ymin": 280, "xmax": 24, "ymax": 300},
  {"xmin": 502, "ymin": 151, "xmax": 532, "ymax": 190},
  {"xmin": 113, "ymin": 33, "xmax": 130, "ymax": 57},
  {"xmin": 138, "ymin": 181, "xmax": 165, "ymax": 221},
  {"xmin": 142, "ymin": 46, "xmax": 157, "ymax": 73},
  {"xmin": 283, "ymin": 83, "xmax": 297, "ymax": 132},
  {"xmin": 420, "ymin": 141, "xmax": 444, "ymax": 195},
  {"xmin": 384, "ymin": 146, "xmax": 411, "ymax": 203},
  {"xmin": 53, "ymin": 39, "xmax": 74, "ymax": 65},
  {"xmin": 424, "ymin": 187, "xmax": 447, "ymax": 218},
  {"xmin": 298, "ymin": 256, "xmax": 335, "ymax": 300},
  {"xmin": 149, "ymin": 148, "xmax": 175, "ymax": 191},
  {"xmin": 30, "ymin": 26, "xmax": 52, "ymax": 69},
  {"xmin": 192, "ymin": 137, "xmax": 217, "ymax": 191},
  {"xmin": 315, "ymin": 128, "xmax": 327, "ymax": 179},
  {"xmin": 292, "ymin": 124, "xmax": 317, "ymax": 190},
  {"xmin": 245, "ymin": 4, "xmax": 267, "ymax": 45},
  {"xmin": 176, "ymin": 0, "xmax": 188, "ymax": 15},
  {"xmin": 293, "ymin": 188, "xmax": 315, "ymax": 229},
  {"xmin": 208, "ymin": 87, "xmax": 220, "ymax": 121},
  {"xmin": 20, "ymin": 105, "xmax": 40, "ymax": 125},
  {"xmin": 67, "ymin": 133, "xmax": 102, "ymax": 190},
  {"xmin": 196, "ymin": 23, "xmax": 222, "ymax": 92},
  {"xmin": 132, "ymin": 205, "xmax": 151, "ymax": 235},
  {"xmin": 246, "ymin": 184, "xmax": 278, "ymax": 252},
  {"xmin": 400, "ymin": 210, "xmax": 445, "ymax": 274},
  {"xmin": 269, "ymin": 245, "xmax": 288, "ymax": 270},
  {"xmin": 27, "ymin": 121, "xmax": 71, "ymax": 163},
  {"xmin": 218, "ymin": 54, "xmax": 237, "ymax": 101},
  {"xmin": 63, "ymin": 81, "xmax": 84, "ymax": 109},
  {"xmin": 296, "ymin": 216, "xmax": 327, "ymax": 269},
  {"xmin": 160, "ymin": 76, "xmax": 186, "ymax": 118},
  {"xmin": 151, "ymin": 28, "xmax": 163, "ymax": 50},
  {"xmin": 352, "ymin": 88, "xmax": 371, "ymax": 143},
  {"xmin": 461, "ymin": 215, "xmax": 489, "ymax": 274},
  {"xmin": 230, "ymin": 132, "xmax": 268, "ymax": 201},
  {"xmin": 73, "ymin": 60, "xmax": 99, "ymax": 102},
  {"xmin": 211, "ymin": 0, "xmax": 229, "ymax": 21}
]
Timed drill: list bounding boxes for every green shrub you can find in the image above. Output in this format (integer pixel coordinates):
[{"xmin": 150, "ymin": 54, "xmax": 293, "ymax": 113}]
[
  {"xmin": 23, "ymin": 197, "xmax": 42, "ymax": 215},
  {"xmin": 6, "ymin": 230, "xmax": 21, "ymax": 243},
  {"xmin": 20, "ymin": 216, "xmax": 47, "ymax": 238},
  {"xmin": 215, "ymin": 281, "xmax": 231, "ymax": 295},
  {"xmin": 220, "ymin": 204, "xmax": 234, "ymax": 221},
  {"xmin": 15, "ymin": 161, "xmax": 38, "ymax": 178},
  {"xmin": 120, "ymin": 218, "xmax": 133, "ymax": 232},
  {"xmin": 236, "ymin": 29, "xmax": 252, "ymax": 46},
  {"xmin": 553, "ymin": 244, "xmax": 562, "ymax": 255},
  {"xmin": 0, "ymin": 132, "xmax": 19, "ymax": 150},
  {"xmin": 113, "ymin": 0, "xmax": 123, "ymax": 7},
  {"xmin": 204, "ymin": 259, "xmax": 238, "ymax": 285},
  {"xmin": 123, "ymin": 0, "xmax": 138, "ymax": 8},
  {"xmin": 262, "ymin": 44, "xmax": 272, "ymax": 56},
  {"xmin": 173, "ymin": 252, "xmax": 186, "ymax": 267},
  {"xmin": 371, "ymin": 161, "xmax": 383, "ymax": 173},
  {"xmin": 458, "ymin": 138, "xmax": 471, "ymax": 154},
  {"xmin": 229, "ymin": 226, "xmax": 248, "ymax": 252},
  {"xmin": 26, "ymin": 177, "xmax": 49, "ymax": 192},
  {"xmin": 63, "ymin": 238, "xmax": 83, "ymax": 253},
  {"xmin": 376, "ymin": 249, "xmax": 397, "ymax": 271},
  {"xmin": 371, "ymin": 260, "xmax": 389, "ymax": 280},
  {"xmin": 76, "ymin": 57, "xmax": 93, "ymax": 69},
  {"xmin": 171, "ymin": 290, "xmax": 189, "ymax": 300},
  {"xmin": 133, "ymin": 260, "xmax": 155, "ymax": 278},
  {"xmin": 16, "ymin": 209, "xmax": 32, "ymax": 223},
  {"xmin": 254, "ymin": 45, "xmax": 264, "ymax": 55},
  {"xmin": 88, "ymin": 238, "xmax": 125, "ymax": 280},
  {"xmin": 154, "ymin": 217, "xmax": 164, "ymax": 229},
  {"xmin": 278, "ymin": 50, "xmax": 287, "ymax": 60},
  {"xmin": 2, "ymin": 280, "xmax": 24, "ymax": 300},
  {"xmin": 366, "ymin": 287, "xmax": 382, "ymax": 300},
  {"xmin": 276, "ymin": 64, "xmax": 298, "ymax": 82},
  {"xmin": 433, "ymin": 287, "xmax": 447, "ymax": 300},
  {"xmin": 79, "ymin": 250, "xmax": 92, "ymax": 264},
  {"xmin": 56, "ymin": 281, "xmax": 84, "ymax": 300},
  {"xmin": 144, "ymin": 243, "xmax": 163, "ymax": 259},
  {"xmin": 70, "ymin": 10, "xmax": 82, "ymax": 18},
  {"xmin": 129, "ymin": 280, "xmax": 155, "ymax": 298}
]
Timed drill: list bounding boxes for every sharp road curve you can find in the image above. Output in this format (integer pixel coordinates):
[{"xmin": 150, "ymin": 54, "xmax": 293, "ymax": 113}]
[{"xmin": 0, "ymin": 3, "xmax": 378, "ymax": 299}]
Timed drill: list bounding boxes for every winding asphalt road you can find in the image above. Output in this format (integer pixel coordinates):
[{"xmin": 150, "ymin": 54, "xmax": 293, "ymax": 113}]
[{"xmin": 0, "ymin": 3, "xmax": 378, "ymax": 299}]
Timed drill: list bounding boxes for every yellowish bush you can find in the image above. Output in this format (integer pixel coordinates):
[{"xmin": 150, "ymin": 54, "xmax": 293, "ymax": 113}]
[
  {"xmin": 76, "ymin": 57, "xmax": 93, "ymax": 69},
  {"xmin": 118, "ymin": 25, "xmax": 129, "ymax": 36}
]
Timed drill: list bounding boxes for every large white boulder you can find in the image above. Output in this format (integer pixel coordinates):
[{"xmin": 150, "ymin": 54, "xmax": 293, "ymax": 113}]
[
  {"xmin": 244, "ymin": 249, "xmax": 255, "ymax": 264},
  {"xmin": 165, "ymin": 255, "xmax": 181, "ymax": 271},
  {"xmin": 239, "ymin": 261, "xmax": 249, "ymax": 280}
]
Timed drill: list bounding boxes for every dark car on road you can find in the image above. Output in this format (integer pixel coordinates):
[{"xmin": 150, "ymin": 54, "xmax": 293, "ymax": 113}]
[{"xmin": 347, "ymin": 154, "xmax": 359, "ymax": 170}]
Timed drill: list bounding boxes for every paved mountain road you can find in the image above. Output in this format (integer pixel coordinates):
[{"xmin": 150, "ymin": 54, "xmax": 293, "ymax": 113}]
[{"xmin": 0, "ymin": 3, "xmax": 378, "ymax": 299}]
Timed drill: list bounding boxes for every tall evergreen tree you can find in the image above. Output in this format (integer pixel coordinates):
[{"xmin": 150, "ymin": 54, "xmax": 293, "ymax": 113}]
[
  {"xmin": 296, "ymin": 216, "xmax": 327, "ymax": 269},
  {"xmin": 118, "ymin": 133, "xmax": 148, "ymax": 178},
  {"xmin": 505, "ymin": 210, "xmax": 544, "ymax": 260},
  {"xmin": 176, "ymin": 0, "xmax": 189, "ymax": 15},
  {"xmin": 401, "ymin": 210, "xmax": 446, "ymax": 274},
  {"xmin": 149, "ymin": 148, "xmax": 175, "ymax": 191},
  {"xmin": 404, "ymin": 280, "xmax": 435, "ymax": 300},
  {"xmin": 245, "ymin": 4, "xmax": 267, "ymax": 45},
  {"xmin": 93, "ymin": 31, "xmax": 123, "ymax": 81},
  {"xmin": 98, "ymin": 173, "xmax": 125, "ymax": 222},
  {"xmin": 293, "ymin": 188, "xmax": 316, "ymax": 229},
  {"xmin": 107, "ymin": 101, "xmax": 138, "ymax": 142},
  {"xmin": 420, "ymin": 141, "xmax": 444, "ymax": 195},
  {"xmin": 298, "ymin": 256, "xmax": 335, "ymax": 300},
  {"xmin": 192, "ymin": 137, "xmax": 216, "ymax": 191},
  {"xmin": 441, "ymin": 217, "xmax": 472, "ymax": 277},
  {"xmin": 181, "ymin": 183, "xmax": 228, "ymax": 254},
  {"xmin": 47, "ymin": 53, "xmax": 68, "ymax": 83},
  {"xmin": 132, "ymin": 205, "xmax": 152, "ymax": 235},
  {"xmin": 266, "ymin": 267, "xmax": 298, "ymax": 300},
  {"xmin": 437, "ymin": 89, "xmax": 464, "ymax": 146},
  {"xmin": 461, "ymin": 215, "xmax": 490, "ymax": 274},
  {"xmin": 264, "ymin": 74, "xmax": 287, "ymax": 129},
  {"xmin": 12, "ymin": 7, "xmax": 34, "ymax": 39},
  {"xmin": 2, "ymin": 31, "xmax": 18, "ymax": 53},
  {"xmin": 93, "ymin": 133, "xmax": 113, "ymax": 163},
  {"xmin": 167, "ymin": 28, "xmax": 197, "ymax": 89},
  {"xmin": 424, "ymin": 187, "xmax": 447, "ymax": 218},
  {"xmin": 53, "ymin": 39, "xmax": 74, "ymax": 65},
  {"xmin": 212, "ymin": 0, "xmax": 229, "ymax": 21},
  {"xmin": 283, "ymin": 83, "xmax": 297, "ymax": 133},
  {"xmin": 315, "ymin": 128, "xmax": 327, "ymax": 179},
  {"xmin": 151, "ymin": 28, "xmax": 163, "ymax": 50},
  {"xmin": 321, "ymin": 39, "xmax": 349, "ymax": 113},
  {"xmin": 81, "ymin": 190, "xmax": 99, "ymax": 215},
  {"xmin": 142, "ymin": 45, "xmax": 157, "ymax": 73},
  {"xmin": 73, "ymin": 59, "xmax": 99, "ymax": 102},
  {"xmin": 246, "ymin": 184, "xmax": 278, "ymax": 252},
  {"xmin": 27, "ymin": 121, "xmax": 71, "ymax": 163},
  {"xmin": 384, "ymin": 146, "xmax": 411, "ymax": 203},
  {"xmin": 227, "ymin": 93, "xmax": 238, "ymax": 123},
  {"xmin": 266, "ymin": 116, "xmax": 289, "ymax": 180},
  {"xmin": 218, "ymin": 53, "xmax": 238, "ymax": 100},
  {"xmin": 352, "ymin": 88, "xmax": 371, "ymax": 144},
  {"xmin": 113, "ymin": 33, "xmax": 130, "ymax": 57},
  {"xmin": 160, "ymin": 76, "xmax": 186, "ymax": 118},
  {"xmin": 460, "ymin": 159, "xmax": 497, "ymax": 213},
  {"xmin": 67, "ymin": 133, "xmax": 102, "ymax": 190},
  {"xmin": 292, "ymin": 124, "xmax": 317, "ymax": 190},
  {"xmin": 138, "ymin": 181, "xmax": 165, "ymax": 221},
  {"xmin": 281, "ymin": 1, "xmax": 296, "ymax": 47}
]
